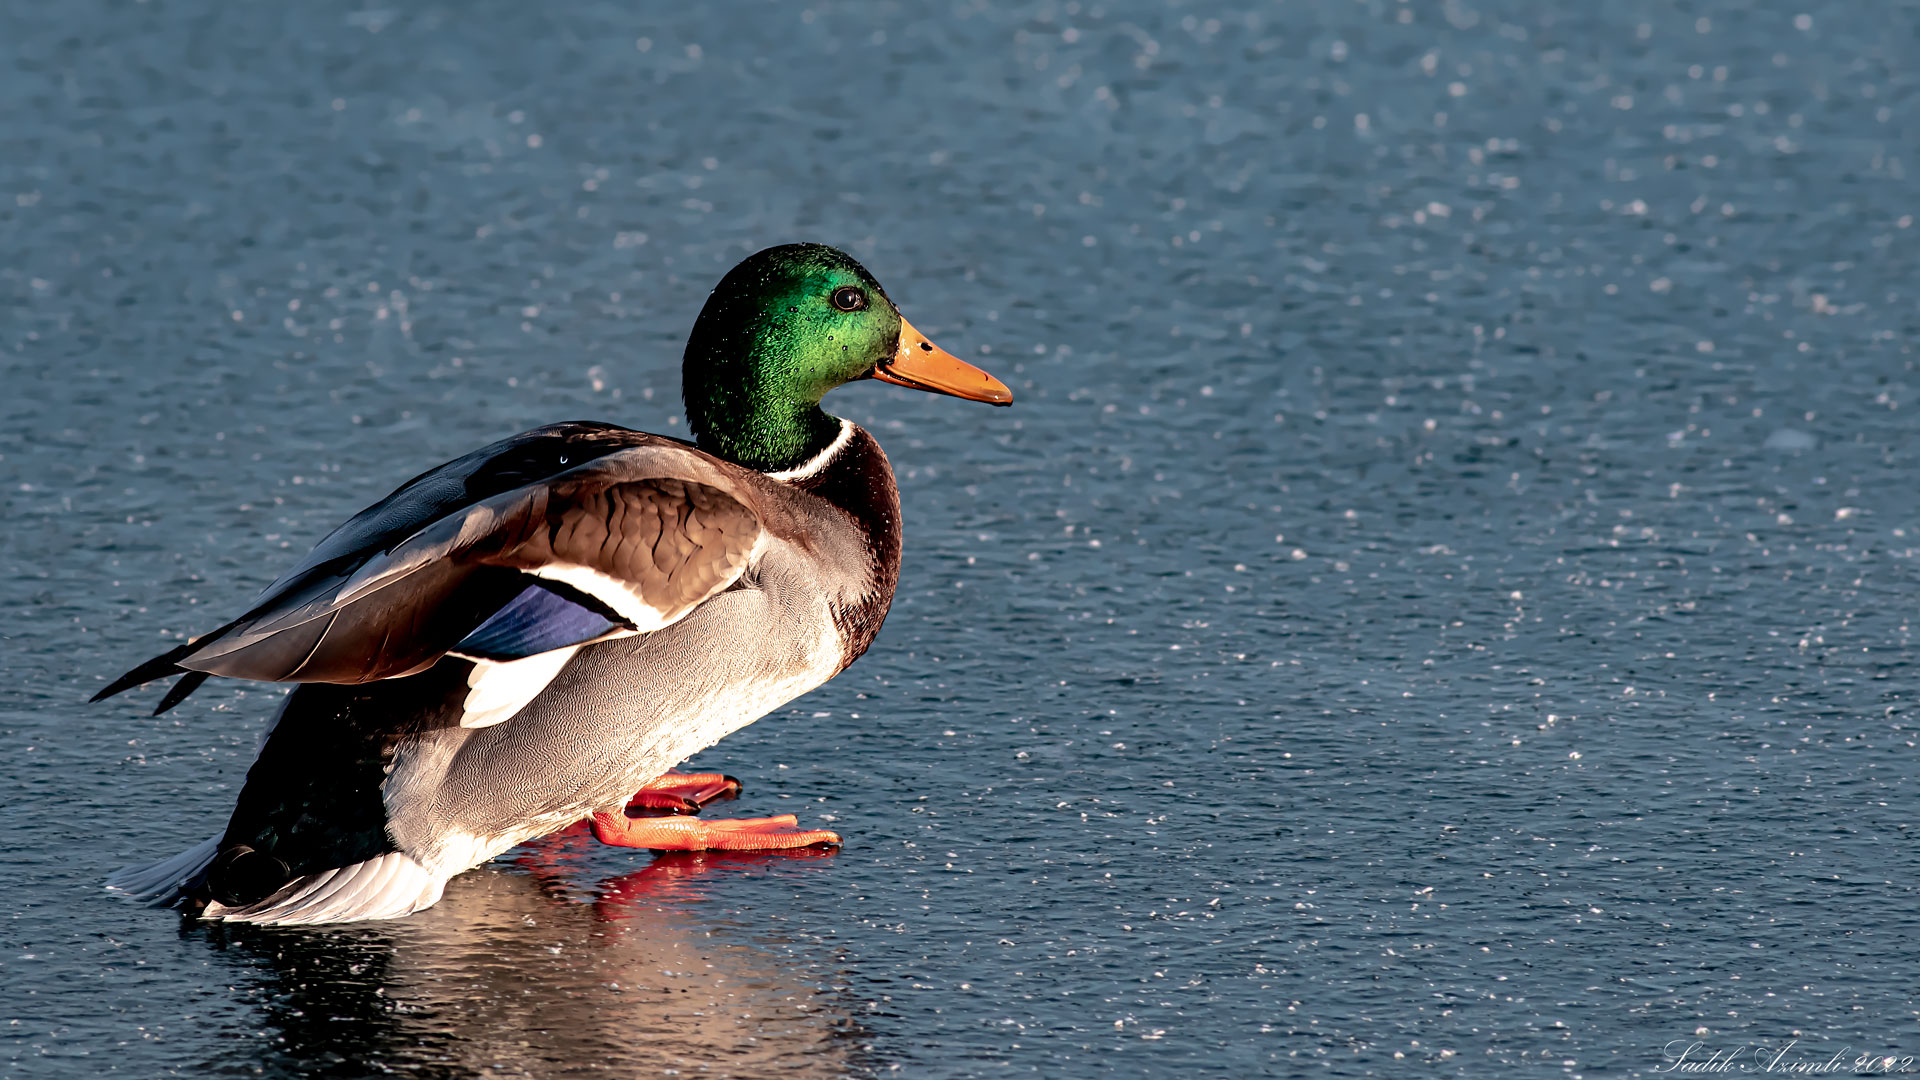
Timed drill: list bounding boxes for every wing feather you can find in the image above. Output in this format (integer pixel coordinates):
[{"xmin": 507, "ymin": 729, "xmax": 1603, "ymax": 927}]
[{"xmin": 95, "ymin": 431, "xmax": 774, "ymax": 701}]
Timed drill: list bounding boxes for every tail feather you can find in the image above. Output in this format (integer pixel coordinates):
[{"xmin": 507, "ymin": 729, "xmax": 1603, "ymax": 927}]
[
  {"xmin": 202, "ymin": 851, "xmax": 446, "ymax": 926},
  {"xmin": 106, "ymin": 834, "xmax": 222, "ymax": 905},
  {"xmin": 108, "ymin": 840, "xmax": 448, "ymax": 924}
]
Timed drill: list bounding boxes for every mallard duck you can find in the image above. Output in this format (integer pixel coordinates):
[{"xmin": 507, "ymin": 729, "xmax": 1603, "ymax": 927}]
[{"xmin": 95, "ymin": 243, "xmax": 1011, "ymax": 925}]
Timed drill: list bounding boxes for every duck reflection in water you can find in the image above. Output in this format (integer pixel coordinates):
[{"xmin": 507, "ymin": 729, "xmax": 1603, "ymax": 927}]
[{"xmin": 196, "ymin": 839, "xmax": 865, "ymax": 1079}]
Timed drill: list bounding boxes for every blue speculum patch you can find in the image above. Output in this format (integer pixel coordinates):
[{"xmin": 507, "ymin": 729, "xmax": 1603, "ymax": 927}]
[{"xmin": 456, "ymin": 583, "xmax": 622, "ymax": 660}]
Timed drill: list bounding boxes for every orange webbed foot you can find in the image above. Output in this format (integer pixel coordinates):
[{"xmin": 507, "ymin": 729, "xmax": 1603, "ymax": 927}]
[
  {"xmin": 589, "ymin": 812, "xmax": 841, "ymax": 852},
  {"xmin": 624, "ymin": 771, "xmax": 743, "ymax": 816}
]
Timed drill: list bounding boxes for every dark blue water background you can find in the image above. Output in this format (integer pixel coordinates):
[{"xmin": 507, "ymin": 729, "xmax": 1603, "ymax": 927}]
[{"xmin": 5, "ymin": 2, "xmax": 1917, "ymax": 1076}]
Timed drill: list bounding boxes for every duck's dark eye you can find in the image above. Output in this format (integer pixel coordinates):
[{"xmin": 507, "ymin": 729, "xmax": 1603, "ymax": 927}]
[{"xmin": 830, "ymin": 286, "xmax": 869, "ymax": 312}]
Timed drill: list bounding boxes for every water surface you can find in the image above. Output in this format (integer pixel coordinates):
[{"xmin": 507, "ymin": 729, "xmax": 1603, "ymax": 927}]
[{"xmin": 4, "ymin": 1, "xmax": 1918, "ymax": 1076}]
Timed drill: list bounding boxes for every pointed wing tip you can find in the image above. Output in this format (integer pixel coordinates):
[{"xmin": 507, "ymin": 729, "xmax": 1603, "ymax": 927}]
[
  {"xmin": 152, "ymin": 671, "xmax": 213, "ymax": 715},
  {"xmin": 89, "ymin": 672, "xmax": 152, "ymax": 704},
  {"xmin": 90, "ymin": 654, "xmax": 207, "ymax": 710}
]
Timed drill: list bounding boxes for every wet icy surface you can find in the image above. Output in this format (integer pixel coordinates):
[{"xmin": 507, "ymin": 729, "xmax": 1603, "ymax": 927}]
[{"xmin": 5, "ymin": 1, "xmax": 1919, "ymax": 1076}]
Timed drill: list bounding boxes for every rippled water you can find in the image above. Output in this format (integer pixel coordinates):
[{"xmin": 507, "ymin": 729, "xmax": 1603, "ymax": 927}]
[{"xmin": 6, "ymin": 2, "xmax": 1918, "ymax": 1077}]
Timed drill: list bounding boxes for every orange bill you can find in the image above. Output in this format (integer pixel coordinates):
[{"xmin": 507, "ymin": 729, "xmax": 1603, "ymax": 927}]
[{"xmin": 872, "ymin": 315, "xmax": 1014, "ymax": 405}]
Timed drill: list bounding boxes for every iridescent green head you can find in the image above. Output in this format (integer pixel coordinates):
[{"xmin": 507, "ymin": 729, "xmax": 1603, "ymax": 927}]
[{"xmin": 682, "ymin": 243, "xmax": 1011, "ymax": 473}]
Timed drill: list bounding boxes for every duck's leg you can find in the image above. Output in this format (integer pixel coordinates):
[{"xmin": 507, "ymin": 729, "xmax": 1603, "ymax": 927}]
[
  {"xmin": 589, "ymin": 812, "xmax": 841, "ymax": 851},
  {"xmin": 623, "ymin": 771, "xmax": 743, "ymax": 816}
]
